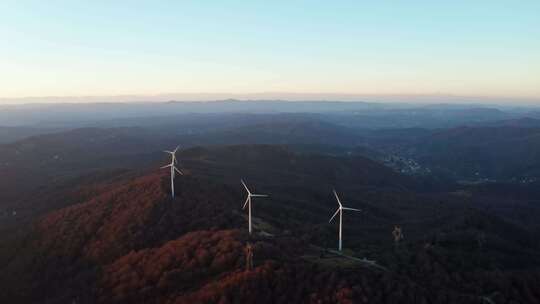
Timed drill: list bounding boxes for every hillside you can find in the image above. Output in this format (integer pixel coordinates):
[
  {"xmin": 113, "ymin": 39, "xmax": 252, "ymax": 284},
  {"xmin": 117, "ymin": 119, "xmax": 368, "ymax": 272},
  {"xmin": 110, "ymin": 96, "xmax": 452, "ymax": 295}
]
[
  {"xmin": 0, "ymin": 126, "xmax": 61, "ymax": 144},
  {"xmin": 2, "ymin": 145, "xmax": 540, "ymax": 303},
  {"xmin": 409, "ymin": 126, "xmax": 540, "ymax": 180},
  {"xmin": 473, "ymin": 117, "xmax": 540, "ymax": 128},
  {"xmin": 0, "ymin": 172, "xmax": 242, "ymax": 302},
  {"xmin": 0, "ymin": 127, "xmax": 135, "ymax": 206},
  {"xmin": 358, "ymin": 125, "xmax": 540, "ymax": 181},
  {"xmin": 178, "ymin": 145, "xmax": 418, "ymax": 191},
  {"xmin": 0, "ymin": 119, "xmax": 361, "ymax": 206},
  {"xmin": 185, "ymin": 119, "xmax": 364, "ymax": 147}
]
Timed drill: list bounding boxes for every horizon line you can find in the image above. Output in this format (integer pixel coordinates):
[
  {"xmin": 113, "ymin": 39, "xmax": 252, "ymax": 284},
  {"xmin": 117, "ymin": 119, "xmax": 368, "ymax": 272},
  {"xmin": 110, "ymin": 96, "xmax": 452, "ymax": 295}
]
[{"xmin": 1, "ymin": 92, "xmax": 540, "ymax": 106}]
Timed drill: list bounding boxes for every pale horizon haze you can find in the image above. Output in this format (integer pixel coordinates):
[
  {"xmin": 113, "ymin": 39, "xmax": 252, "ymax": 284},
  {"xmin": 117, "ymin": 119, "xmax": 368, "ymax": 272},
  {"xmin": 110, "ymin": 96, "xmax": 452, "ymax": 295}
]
[{"xmin": 1, "ymin": 1, "xmax": 539, "ymax": 104}]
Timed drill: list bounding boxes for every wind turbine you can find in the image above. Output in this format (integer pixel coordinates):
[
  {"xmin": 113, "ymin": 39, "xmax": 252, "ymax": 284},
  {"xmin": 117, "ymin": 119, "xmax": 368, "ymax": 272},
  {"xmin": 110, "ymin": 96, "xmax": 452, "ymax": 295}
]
[
  {"xmin": 329, "ymin": 189, "xmax": 361, "ymax": 251},
  {"xmin": 241, "ymin": 179, "xmax": 268, "ymax": 235},
  {"xmin": 161, "ymin": 145, "xmax": 183, "ymax": 198}
]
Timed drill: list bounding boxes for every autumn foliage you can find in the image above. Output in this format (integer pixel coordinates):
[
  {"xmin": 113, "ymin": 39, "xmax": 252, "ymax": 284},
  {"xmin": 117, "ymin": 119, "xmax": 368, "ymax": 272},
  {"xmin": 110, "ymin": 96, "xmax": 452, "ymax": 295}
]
[{"xmin": 1, "ymin": 171, "xmax": 540, "ymax": 304}]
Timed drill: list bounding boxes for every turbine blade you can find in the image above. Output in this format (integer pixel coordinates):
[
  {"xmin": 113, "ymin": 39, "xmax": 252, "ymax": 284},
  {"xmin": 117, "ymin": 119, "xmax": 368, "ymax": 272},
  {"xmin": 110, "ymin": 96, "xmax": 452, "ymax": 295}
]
[
  {"xmin": 174, "ymin": 145, "xmax": 180, "ymax": 153},
  {"xmin": 241, "ymin": 179, "xmax": 251, "ymax": 194},
  {"xmin": 333, "ymin": 190, "xmax": 342, "ymax": 208},
  {"xmin": 164, "ymin": 150, "xmax": 173, "ymax": 154},
  {"xmin": 242, "ymin": 197, "xmax": 250, "ymax": 209},
  {"xmin": 251, "ymin": 194, "xmax": 268, "ymax": 197},
  {"xmin": 174, "ymin": 167, "xmax": 183, "ymax": 175},
  {"xmin": 329, "ymin": 208, "xmax": 340, "ymax": 223},
  {"xmin": 161, "ymin": 164, "xmax": 172, "ymax": 169},
  {"xmin": 342, "ymin": 207, "xmax": 362, "ymax": 212}
]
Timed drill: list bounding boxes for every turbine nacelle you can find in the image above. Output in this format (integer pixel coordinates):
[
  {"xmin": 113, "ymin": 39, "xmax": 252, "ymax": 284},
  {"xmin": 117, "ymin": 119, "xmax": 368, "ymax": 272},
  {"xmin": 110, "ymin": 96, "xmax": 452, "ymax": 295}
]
[
  {"xmin": 164, "ymin": 146, "xmax": 180, "ymax": 163},
  {"xmin": 161, "ymin": 145, "xmax": 183, "ymax": 197},
  {"xmin": 329, "ymin": 190, "xmax": 361, "ymax": 223},
  {"xmin": 163, "ymin": 145, "xmax": 180, "ymax": 155},
  {"xmin": 241, "ymin": 179, "xmax": 268, "ymax": 209},
  {"xmin": 328, "ymin": 189, "xmax": 361, "ymax": 251}
]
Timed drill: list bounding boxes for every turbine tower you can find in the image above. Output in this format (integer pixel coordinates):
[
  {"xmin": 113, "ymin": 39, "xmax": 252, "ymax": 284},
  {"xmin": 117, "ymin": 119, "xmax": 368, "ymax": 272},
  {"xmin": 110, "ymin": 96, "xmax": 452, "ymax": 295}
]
[
  {"xmin": 329, "ymin": 189, "xmax": 361, "ymax": 251},
  {"xmin": 241, "ymin": 179, "xmax": 268, "ymax": 235},
  {"xmin": 161, "ymin": 145, "xmax": 183, "ymax": 198}
]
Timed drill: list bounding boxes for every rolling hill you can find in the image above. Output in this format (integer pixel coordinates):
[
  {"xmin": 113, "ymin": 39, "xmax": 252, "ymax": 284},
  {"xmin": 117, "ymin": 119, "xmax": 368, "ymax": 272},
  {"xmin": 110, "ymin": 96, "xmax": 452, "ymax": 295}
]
[
  {"xmin": 407, "ymin": 126, "xmax": 540, "ymax": 180},
  {"xmin": 2, "ymin": 144, "xmax": 540, "ymax": 303}
]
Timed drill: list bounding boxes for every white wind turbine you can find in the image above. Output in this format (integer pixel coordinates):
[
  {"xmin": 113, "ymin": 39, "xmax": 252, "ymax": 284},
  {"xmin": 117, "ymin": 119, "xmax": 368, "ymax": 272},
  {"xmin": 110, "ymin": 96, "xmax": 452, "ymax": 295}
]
[
  {"xmin": 241, "ymin": 179, "xmax": 268, "ymax": 235},
  {"xmin": 161, "ymin": 145, "xmax": 183, "ymax": 198},
  {"xmin": 329, "ymin": 190, "xmax": 361, "ymax": 251}
]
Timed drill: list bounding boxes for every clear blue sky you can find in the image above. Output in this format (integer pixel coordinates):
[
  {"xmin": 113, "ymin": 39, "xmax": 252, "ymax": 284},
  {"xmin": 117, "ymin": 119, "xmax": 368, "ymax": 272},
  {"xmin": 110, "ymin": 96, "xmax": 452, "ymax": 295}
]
[{"xmin": 1, "ymin": 1, "xmax": 539, "ymax": 101}]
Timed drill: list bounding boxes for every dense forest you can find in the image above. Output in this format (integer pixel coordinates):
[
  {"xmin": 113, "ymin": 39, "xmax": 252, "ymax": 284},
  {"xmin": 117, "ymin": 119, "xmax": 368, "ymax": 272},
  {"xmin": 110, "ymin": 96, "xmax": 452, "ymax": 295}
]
[{"xmin": 1, "ymin": 106, "xmax": 540, "ymax": 303}]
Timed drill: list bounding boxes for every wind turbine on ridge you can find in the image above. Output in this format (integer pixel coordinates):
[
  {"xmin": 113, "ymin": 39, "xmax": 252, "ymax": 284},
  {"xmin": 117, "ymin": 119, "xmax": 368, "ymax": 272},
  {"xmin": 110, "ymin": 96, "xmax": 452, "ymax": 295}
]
[
  {"xmin": 161, "ymin": 145, "xmax": 183, "ymax": 198},
  {"xmin": 329, "ymin": 189, "xmax": 361, "ymax": 251},
  {"xmin": 241, "ymin": 179, "xmax": 268, "ymax": 235}
]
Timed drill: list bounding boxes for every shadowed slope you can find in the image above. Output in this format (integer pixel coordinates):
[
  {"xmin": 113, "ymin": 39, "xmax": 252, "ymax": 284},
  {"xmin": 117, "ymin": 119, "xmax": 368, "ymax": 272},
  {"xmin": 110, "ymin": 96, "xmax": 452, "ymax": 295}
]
[{"xmin": 1, "ymin": 172, "xmax": 243, "ymax": 303}]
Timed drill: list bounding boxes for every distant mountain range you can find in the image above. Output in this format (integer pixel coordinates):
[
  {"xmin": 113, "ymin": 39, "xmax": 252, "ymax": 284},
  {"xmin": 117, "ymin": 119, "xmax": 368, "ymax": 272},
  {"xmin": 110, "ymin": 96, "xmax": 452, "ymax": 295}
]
[{"xmin": 1, "ymin": 100, "xmax": 538, "ymax": 128}]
